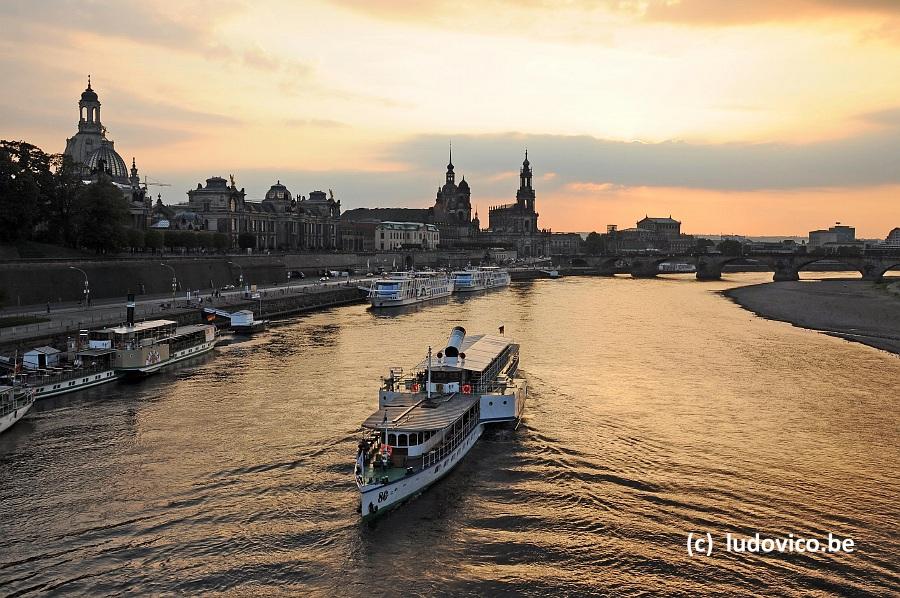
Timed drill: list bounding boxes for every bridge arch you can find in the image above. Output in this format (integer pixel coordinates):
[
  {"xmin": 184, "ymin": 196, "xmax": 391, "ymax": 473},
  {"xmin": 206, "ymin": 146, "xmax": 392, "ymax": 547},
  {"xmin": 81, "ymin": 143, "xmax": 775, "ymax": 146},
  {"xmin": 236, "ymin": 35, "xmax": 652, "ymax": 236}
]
[{"xmin": 794, "ymin": 256, "xmax": 864, "ymax": 279}]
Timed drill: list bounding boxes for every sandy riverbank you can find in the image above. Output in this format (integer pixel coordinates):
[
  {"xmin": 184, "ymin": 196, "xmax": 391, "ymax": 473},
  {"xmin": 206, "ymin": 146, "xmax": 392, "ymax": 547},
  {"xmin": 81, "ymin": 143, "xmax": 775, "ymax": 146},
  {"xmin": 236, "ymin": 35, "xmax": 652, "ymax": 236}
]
[{"xmin": 724, "ymin": 279, "xmax": 900, "ymax": 356}]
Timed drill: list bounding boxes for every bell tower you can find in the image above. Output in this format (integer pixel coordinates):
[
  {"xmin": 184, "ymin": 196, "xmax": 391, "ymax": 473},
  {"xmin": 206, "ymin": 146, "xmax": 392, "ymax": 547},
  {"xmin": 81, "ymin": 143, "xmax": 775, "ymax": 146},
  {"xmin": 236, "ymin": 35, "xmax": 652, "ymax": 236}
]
[
  {"xmin": 445, "ymin": 142, "xmax": 455, "ymax": 186},
  {"xmin": 78, "ymin": 75, "xmax": 102, "ymax": 134}
]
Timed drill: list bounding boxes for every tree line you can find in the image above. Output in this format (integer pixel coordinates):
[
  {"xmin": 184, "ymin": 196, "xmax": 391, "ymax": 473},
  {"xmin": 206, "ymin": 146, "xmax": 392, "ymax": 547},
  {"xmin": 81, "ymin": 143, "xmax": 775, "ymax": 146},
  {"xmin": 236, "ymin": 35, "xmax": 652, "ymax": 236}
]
[{"xmin": 0, "ymin": 140, "xmax": 240, "ymax": 254}]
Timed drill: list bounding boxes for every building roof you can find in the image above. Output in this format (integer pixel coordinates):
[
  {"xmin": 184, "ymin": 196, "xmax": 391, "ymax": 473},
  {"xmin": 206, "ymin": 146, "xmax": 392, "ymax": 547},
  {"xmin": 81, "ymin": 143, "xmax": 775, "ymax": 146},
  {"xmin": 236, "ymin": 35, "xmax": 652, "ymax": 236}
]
[
  {"xmin": 25, "ymin": 346, "xmax": 61, "ymax": 355},
  {"xmin": 342, "ymin": 207, "xmax": 433, "ymax": 223},
  {"xmin": 639, "ymin": 216, "xmax": 680, "ymax": 224},
  {"xmin": 379, "ymin": 221, "xmax": 439, "ymax": 232}
]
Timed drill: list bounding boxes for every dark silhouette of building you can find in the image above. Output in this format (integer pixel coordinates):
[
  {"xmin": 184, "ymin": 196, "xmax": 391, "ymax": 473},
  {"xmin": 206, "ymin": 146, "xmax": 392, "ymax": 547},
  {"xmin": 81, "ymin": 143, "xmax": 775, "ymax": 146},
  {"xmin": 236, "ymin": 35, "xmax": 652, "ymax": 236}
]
[{"xmin": 485, "ymin": 152, "xmax": 550, "ymax": 257}]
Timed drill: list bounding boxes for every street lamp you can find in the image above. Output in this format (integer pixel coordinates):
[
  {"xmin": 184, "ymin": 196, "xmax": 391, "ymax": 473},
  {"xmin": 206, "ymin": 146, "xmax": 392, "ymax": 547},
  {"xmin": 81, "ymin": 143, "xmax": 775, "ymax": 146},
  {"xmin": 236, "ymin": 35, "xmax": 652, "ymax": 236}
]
[
  {"xmin": 160, "ymin": 263, "xmax": 177, "ymax": 304},
  {"xmin": 69, "ymin": 266, "xmax": 90, "ymax": 308},
  {"xmin": 228, "ymin": 261, "xmax": 244, "ymax": 290}
]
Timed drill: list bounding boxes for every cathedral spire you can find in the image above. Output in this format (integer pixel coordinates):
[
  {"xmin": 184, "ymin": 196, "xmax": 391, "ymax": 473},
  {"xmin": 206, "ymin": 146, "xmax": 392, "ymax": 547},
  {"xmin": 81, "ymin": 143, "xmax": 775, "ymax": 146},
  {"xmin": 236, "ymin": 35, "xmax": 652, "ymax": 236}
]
[{"xmin": 87, "ymin": 74, "xmax": 91, "ymax": 90}]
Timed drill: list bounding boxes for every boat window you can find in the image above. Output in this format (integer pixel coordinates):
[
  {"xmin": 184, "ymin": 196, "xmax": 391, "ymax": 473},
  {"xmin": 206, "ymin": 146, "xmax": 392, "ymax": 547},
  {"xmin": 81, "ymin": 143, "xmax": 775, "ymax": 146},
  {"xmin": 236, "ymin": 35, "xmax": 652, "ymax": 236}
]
[
  {"xmin": 388, "ymin": 433, "xmax": 396, "ymax": 445},
  {"xmin": 398, "ymin": 434, "xmax": 408, "ymax": 447}
]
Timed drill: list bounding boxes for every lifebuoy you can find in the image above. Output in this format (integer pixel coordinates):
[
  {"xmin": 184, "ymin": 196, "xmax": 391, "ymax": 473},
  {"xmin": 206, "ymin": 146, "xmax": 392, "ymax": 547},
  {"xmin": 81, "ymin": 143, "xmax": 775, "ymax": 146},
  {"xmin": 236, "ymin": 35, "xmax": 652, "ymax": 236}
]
[
  {"xmin": 411, "ymin": 383, "xmax": 419, "ymax": 392},
  {"xmin": 462, "ymin": 384, "xmax": 472, "ymax": 394}
]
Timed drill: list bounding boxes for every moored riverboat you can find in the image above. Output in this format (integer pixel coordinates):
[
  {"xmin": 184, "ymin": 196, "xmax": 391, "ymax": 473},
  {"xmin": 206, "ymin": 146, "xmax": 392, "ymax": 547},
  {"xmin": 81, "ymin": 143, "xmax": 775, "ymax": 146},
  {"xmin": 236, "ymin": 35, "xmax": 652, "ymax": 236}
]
[
  {"xmin": 355, "ymin": 325, "xmax": 525, "ymax": 519},
  {"xmin": 368, "ymin": 271, "xmax": 452, "ymax": 308},
  {"xmin": 450, "ymin": 266, "xmax": 511, "ymax": 293},
  {"xmin": 0, "ymin": 385, "xmax": 35, "ymax": 435}
]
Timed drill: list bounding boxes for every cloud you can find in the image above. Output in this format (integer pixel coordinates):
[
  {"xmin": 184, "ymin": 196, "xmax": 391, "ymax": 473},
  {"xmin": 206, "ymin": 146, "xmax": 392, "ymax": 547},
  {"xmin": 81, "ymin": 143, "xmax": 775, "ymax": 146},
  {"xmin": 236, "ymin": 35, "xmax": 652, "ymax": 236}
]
[
  {"xmin": 329, "ymin": 0, "xmax": 900, "ymax": 28},
  {"xmin": 0, "ymin": 0, "xmax": 245, "ymax": 53},
  {"xmin": 383, "ymin": 122, "xmax": 900, "ymax": 192},
  {"xmin": 284, "ymin": 119, "xmax": 347, "ymax": 128}
]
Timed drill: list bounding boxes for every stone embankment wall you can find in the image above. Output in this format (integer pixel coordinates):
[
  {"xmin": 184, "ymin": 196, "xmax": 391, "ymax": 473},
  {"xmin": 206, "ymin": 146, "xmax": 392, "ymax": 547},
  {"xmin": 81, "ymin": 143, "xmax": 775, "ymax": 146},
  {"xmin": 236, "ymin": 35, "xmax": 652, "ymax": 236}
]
[
  {"xmin": 0, "ymin": 286, "xmax": 367, "ymax": 354},
  {"xmin": 0, "ymin": 250, "xmax": 491, "ymax": 306}
]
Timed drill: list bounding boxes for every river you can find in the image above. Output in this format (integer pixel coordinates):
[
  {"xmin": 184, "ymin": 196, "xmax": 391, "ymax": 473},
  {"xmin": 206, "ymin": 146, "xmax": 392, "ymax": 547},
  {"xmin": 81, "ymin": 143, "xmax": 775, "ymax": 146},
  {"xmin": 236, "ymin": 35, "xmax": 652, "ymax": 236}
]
[{"xmin": 1, "ymin": 274, "xmax": 897, "ymax": 596}]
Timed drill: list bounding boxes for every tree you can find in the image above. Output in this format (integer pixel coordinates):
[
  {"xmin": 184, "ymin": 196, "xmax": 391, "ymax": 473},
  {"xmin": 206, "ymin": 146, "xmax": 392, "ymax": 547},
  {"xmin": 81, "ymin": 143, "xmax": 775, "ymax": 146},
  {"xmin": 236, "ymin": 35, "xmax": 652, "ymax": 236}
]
[
  {"xmin": 73, "ymin": 176, "xmax": 130, "ymax": 252},
  {"xmin": 165, "ymin": 229, "xmax": 185, "ymax": 250},
  {"xmin": 44, "ymin": 154, "xmax": 84, "ymax": 246},
  {"xmin": 198, "ymin": 231, "xmax": 215, "ymax": 251},
  {"xmin": 126, "ymin": 228, "xmax": 144, "ymax": 250},
  {"xmin": 238, "ymin": 232, "xmax": 256, "ymax": 250},
  {"xmin": 584, "ymin": 231, "xmax": 604, "ymax": 255},
  {"xmin": 716, "ymin": 239, "xmax": 744, "ymax": 256},
  {"xmin": 213, "ymin": 232, "xmax": 229, "ymax": 251},
  {"xmin": 144, "ymin": 229, "xmax": 163, "ymax": 251},
  {"xmin": 0, "ymin": 140, "xmax": 50, "ymax": 243},
  {"xmin": 182, "ymin": 231, "xmax": 198, "ymax": 251},
  {"xmin": 695, "ymin": 238, "xmax": 715, "ymax": 252}
]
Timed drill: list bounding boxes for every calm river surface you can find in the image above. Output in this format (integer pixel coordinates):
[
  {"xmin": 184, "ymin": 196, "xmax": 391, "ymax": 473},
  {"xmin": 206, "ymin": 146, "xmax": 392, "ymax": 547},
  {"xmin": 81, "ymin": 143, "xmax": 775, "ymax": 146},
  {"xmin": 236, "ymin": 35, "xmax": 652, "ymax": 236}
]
[{"xmin": 1, "ymin": 274, "xmax": 898, "ymax": 596}]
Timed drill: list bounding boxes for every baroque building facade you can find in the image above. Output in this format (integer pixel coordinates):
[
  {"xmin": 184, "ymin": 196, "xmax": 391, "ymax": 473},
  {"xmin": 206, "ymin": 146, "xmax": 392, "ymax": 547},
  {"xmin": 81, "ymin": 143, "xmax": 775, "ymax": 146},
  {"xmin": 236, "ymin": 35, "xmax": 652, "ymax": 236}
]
[
  {"xmin": 63, "ymin": 78, "xmax": 151, "ymax": 229},
  {"xmin": 164, "ymin": 176, "xmax": 340, "ymax": 250}
]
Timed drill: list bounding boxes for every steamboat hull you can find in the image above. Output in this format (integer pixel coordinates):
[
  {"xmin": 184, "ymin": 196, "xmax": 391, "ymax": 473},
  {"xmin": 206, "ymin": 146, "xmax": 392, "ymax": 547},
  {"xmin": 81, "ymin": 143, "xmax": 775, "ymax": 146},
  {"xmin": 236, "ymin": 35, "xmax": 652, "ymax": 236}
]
[{"xmin": 359, "ymin": 423, "xmax": 483, "ymax": 519}]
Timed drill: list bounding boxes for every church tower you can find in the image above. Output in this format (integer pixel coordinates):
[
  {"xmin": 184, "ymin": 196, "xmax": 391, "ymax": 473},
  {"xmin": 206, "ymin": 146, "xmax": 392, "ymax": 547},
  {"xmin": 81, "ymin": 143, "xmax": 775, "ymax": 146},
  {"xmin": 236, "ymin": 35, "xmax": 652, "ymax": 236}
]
[
  {"xmin": 516, "ymin": 150, "xmax": 535, "ymax": 211},
  {"xmin": 65, "ymin": 76, "xmax": 107, "ymax": 171},
  {"xmin": 445, "ymin": 144, "xmax": 455, "ymax": 186}
]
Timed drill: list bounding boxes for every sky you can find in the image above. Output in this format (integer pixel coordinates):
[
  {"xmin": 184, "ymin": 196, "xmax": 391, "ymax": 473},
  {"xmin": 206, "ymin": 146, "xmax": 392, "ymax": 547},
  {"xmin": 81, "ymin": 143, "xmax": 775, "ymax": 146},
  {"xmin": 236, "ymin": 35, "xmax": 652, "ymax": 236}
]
[{"xmin": 1, "ymin": 0, "xmax": 899, "ymax": 237}]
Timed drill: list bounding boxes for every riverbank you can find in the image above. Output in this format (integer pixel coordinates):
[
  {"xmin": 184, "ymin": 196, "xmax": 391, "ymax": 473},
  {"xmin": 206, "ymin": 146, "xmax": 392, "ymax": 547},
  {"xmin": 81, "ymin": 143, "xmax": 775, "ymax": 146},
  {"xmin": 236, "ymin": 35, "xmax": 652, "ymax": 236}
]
[{"xmin": 724, "ymin": 279, "xmax": 900, "ymax": 356}]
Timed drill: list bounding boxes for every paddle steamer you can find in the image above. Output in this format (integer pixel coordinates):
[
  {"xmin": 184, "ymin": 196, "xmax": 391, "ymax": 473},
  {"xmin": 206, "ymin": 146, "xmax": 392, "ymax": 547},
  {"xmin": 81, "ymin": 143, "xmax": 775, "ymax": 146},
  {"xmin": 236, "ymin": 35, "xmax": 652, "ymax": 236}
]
[
  {"xmin": 0, "ymin": 385, "xmax": 35, "ymax": 435},
  {"xmin": 355, "ymin": 325, "xmax": 525, "ymax": 518}
]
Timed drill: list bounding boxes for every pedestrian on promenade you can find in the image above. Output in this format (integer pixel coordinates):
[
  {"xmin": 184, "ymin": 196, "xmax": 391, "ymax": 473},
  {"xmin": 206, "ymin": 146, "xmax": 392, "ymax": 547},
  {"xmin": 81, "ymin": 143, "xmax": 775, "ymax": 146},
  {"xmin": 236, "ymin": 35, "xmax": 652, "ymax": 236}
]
[{"xmin": 46, "ymin": 301, "xmax": 50, "ymax": 314}]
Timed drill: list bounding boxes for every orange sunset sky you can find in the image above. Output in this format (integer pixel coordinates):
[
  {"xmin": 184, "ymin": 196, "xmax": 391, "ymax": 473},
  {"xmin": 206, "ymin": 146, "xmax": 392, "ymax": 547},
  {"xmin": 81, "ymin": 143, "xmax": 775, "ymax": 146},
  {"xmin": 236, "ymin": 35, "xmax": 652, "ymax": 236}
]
[{"xmin": 2, "ymin": 0, "xmax": 899, "ymax": 237}]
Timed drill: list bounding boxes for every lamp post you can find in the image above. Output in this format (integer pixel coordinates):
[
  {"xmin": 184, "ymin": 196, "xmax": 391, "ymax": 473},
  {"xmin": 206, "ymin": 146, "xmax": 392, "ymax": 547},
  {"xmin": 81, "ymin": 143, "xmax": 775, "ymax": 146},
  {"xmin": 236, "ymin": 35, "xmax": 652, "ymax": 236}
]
[
  {"xmin": 228, "ymin": 261, "xmax": 244, "ymax": 290},
  {"xmin": 160, "ymin": 263, "xmax": 177, "ymax": 305},
  {"xmin": 68, "ymin": 266, "xmax": 90, "ymax": 308}
]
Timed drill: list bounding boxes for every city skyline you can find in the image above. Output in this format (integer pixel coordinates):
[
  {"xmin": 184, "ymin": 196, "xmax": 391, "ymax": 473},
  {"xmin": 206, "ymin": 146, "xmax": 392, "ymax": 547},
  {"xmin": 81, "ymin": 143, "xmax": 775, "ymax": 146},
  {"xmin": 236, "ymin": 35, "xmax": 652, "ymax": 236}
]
[{"xmin": 2, "ymin": 1, "xmax": 900, "ymax": 236}]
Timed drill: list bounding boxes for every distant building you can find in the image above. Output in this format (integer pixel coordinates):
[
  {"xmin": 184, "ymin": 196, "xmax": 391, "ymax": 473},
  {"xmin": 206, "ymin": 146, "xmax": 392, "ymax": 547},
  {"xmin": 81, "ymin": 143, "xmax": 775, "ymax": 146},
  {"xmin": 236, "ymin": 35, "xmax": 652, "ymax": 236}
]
[
  {"xmin": 340, "ymin": 220, "xmax": 378, "ymax": 252},
  {"xmin": 375, "ymin": 222, "xmax": 440, "ymax": 251},
  {"xmin": 485, "ymin": 152, "xmax": 551, "ymax": 257},
  {"xmin": 550, "ymin": 232, "xmax": 583, "ymax": 255},
  {"xmin": 63, "ymin": 78, "xmax": 151, "ymax": 229},
  {"xmin": 883, "ymin": 227, "xmax": 900, "ymax": 246},
  {"xmin": 809, "ymin": 224, "xmax": 856, "ymax": 249},
  {"xmin": 605, "ymin": 215, "xmax": 694, "ymax": 252},
  {"xmin": 637, "ymin": 216, "xmax": 681, "ymax": 239},
  {"xmin": 164, "ymin": 177, "xmax": 340, "ymax": 250}
]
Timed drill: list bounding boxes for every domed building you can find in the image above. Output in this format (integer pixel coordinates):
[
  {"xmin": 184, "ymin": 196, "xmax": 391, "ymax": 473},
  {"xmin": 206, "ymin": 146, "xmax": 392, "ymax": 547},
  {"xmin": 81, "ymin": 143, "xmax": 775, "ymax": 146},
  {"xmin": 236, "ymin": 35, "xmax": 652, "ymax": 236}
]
[
  {"xmin": 64, "ymin": 77, "xmax": 151, "ymax": 229},
  {"xmin": 173, "ymin": 176, "xmax": 341, "ymax": 250}
]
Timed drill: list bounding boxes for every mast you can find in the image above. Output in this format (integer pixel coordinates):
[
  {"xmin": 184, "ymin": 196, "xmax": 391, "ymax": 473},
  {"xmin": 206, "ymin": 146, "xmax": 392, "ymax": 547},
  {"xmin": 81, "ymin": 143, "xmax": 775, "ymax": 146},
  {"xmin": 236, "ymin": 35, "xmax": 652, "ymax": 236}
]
[{"xmin": 426, "ymin": 346, "xmax": 432, "ymax": 399}]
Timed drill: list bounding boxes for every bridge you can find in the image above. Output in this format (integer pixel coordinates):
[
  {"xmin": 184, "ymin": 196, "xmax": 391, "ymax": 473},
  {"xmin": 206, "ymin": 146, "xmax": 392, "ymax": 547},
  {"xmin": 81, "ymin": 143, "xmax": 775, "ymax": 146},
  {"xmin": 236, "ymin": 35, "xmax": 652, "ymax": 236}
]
[{"xmin": 581, "ymin": 251, "xmax": 900, "ymax": 282}]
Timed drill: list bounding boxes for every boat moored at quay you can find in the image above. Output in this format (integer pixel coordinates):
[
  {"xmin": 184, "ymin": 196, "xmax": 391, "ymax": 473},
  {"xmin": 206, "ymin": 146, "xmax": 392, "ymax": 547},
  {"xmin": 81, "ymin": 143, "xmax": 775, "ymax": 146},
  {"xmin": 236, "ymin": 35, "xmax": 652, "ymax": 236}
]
[
  {"xmin": 87, "ymin": 294, "xmax": 218, "ymax": 376},
  {"xmin": 355, "ymin": 325, "xmax": 526, "ymax": 519},
  {"xmin": 368, "ymin": 271, "xmax": 453, "ymax": 308},
  {"xmin": 450, "ymin": 266, "xmax": 511, "ymax": 293},
  {"xmin": 0, "ymin": 385, "xmax": 35, "ymax": 435}
]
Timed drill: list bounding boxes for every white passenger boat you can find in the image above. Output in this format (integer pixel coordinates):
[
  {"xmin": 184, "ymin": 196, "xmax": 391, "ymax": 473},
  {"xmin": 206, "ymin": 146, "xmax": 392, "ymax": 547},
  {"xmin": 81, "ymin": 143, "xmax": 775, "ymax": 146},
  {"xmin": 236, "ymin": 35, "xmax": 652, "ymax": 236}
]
[
  {"xmin": 450, "ymin": 266, "xmax": 511, "ymax": 292},
  {"xmin": 0, "ymin": 385, "xmax": 36, "ymax": 435},
  {"xmin": 355, "ymin": 326, "xmax": 526, "ymax": 519},
  {"xmin": 368, "ymin": 271, "xmax": 452, "ymax": 308}
]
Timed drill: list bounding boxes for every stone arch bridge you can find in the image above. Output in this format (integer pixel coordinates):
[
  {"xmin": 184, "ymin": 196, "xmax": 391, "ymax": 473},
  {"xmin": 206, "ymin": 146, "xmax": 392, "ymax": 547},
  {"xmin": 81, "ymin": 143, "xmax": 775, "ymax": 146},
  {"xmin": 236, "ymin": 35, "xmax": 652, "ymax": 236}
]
[{"xmin": 583, "ymin": 252, "xmax": 900, "ymax": 282}]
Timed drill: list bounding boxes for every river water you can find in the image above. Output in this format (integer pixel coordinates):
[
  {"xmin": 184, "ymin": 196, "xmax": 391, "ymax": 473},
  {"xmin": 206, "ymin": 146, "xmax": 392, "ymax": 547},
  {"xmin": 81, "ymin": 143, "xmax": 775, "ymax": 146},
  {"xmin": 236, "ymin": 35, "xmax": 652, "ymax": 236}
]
[{"xmin": 1, "ymin": 274, "xmax": 898, "ymax": 596}]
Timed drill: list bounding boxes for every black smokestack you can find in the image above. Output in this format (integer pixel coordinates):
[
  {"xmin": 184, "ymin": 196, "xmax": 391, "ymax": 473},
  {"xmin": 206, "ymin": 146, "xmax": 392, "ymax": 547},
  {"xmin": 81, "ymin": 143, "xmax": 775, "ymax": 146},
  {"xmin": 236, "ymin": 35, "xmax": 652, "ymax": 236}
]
[{"xmin": 127, "ymin": 293, "xmax": 135, "ymax": 326}]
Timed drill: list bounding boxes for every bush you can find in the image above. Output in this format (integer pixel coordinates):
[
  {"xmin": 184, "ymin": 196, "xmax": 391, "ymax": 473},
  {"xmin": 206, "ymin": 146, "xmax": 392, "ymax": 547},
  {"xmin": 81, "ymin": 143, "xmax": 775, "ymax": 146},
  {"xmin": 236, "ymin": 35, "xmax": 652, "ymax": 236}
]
[
  {"xmin": 126, "ymin": 228, "xmax": 144, "ymax": 250},
  {"xmin": 238, "ymin": 232, "xmax": 256, "ymax": 249},
  {"xmin": 213, "ymin": 233, "xmax": 229, "ymax": 251},
  {"xmin": 144, "ymin": 229, "xmax": 163, "ymax": 250}
]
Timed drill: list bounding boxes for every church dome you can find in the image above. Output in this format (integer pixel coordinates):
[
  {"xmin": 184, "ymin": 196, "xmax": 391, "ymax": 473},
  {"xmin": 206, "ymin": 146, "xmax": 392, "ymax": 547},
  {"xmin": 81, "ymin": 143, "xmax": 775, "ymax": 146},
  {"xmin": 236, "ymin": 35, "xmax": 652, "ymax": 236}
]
[
  {"xmin": 81, "ymin": 82, "xmax": 98, "ymax": 103},
  {"xmin": 86, "ymin": 141, "xmax": 128, "ymax": 182},
  {"xmin": 458, "ymin": 178, "xmax": 470, "ymax": 192},
  {"xmin": 265, "ymin": 180, "xmax": 293, "ymax": 202}
]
